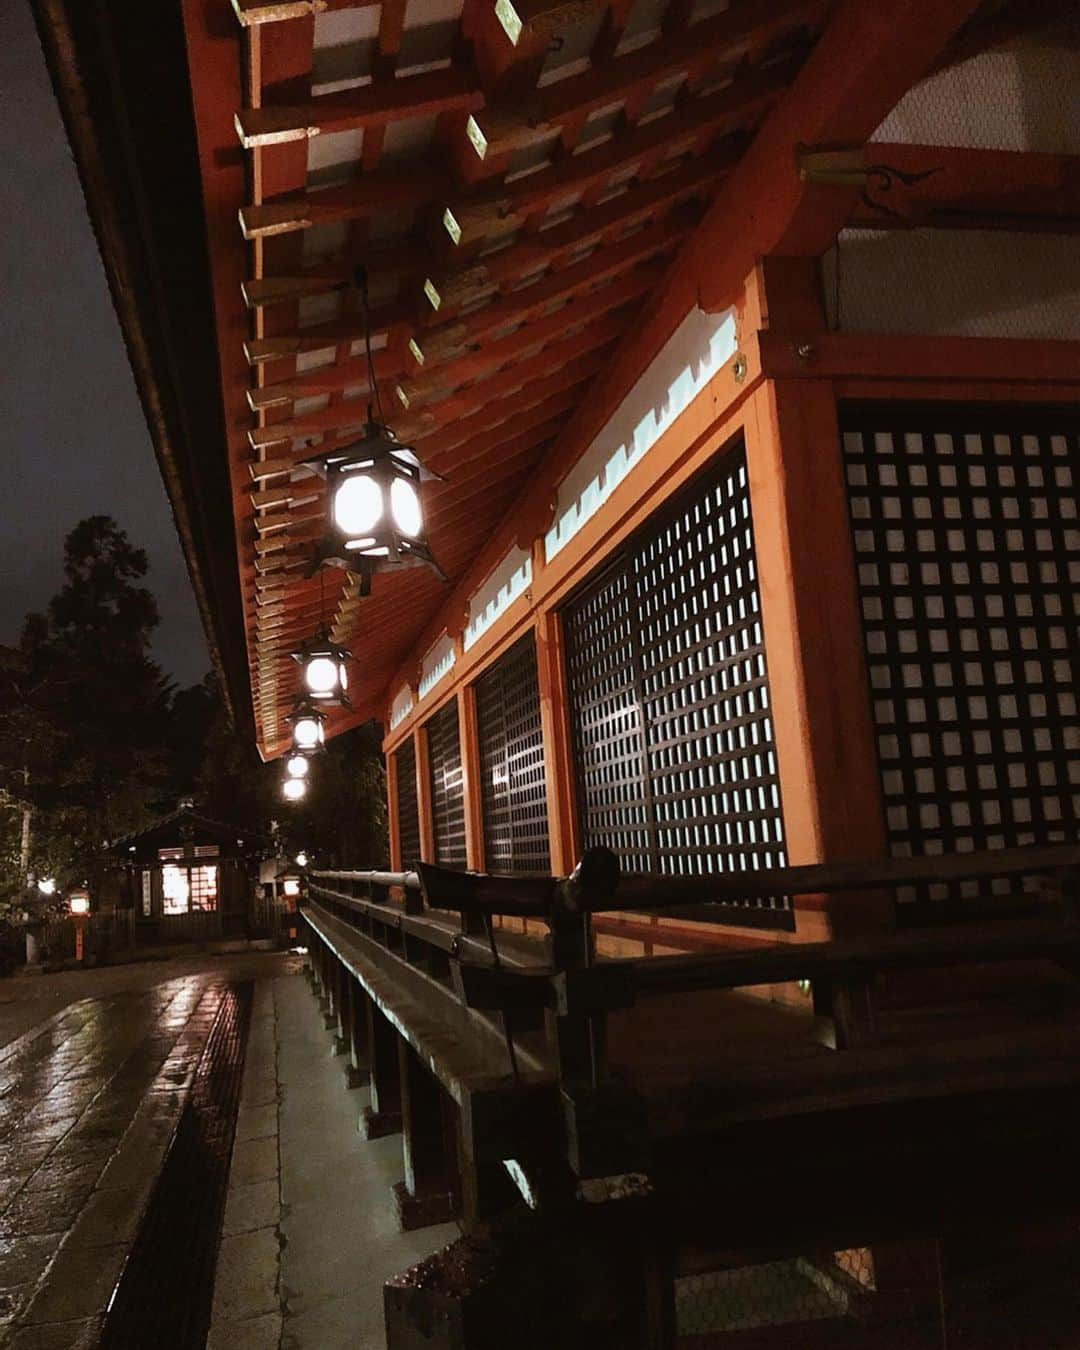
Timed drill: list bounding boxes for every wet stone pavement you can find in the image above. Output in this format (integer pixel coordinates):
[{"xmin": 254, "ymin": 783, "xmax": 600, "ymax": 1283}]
[{"xmin": 0, "ymin": 957, "xmax": 293, "ymax": 1349}]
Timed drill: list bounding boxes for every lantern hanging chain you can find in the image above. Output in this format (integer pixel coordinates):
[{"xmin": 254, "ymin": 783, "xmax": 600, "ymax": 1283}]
[{"xmin": 356, "ymin": 265, "xmax": 386, "ymax": 428}]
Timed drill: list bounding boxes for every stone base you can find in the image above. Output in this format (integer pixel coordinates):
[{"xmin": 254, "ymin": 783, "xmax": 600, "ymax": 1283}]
[
  {"xmin": 391, "ymin": 1181, "xmax": 457, "ymax": 1233},
  {"xmin": 359, "ymin": 1105, "xmax": 402, "ymax": 1140},
  {"xmin": 331, "ymin": 1034, "xmax": 348, "ymax": 1056},
  {"xmin": 344, "ymin": 1064, "xmax": 370, "ymax": 1089},
  {"xmin": 322, "ymin": 1012, "xmax": 338, "ymax": 1031}
]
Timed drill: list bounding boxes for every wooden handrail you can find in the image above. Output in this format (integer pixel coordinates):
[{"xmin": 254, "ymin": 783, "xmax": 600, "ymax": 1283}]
[
  {"xmin": 393, "ymin": 843, "xmax": 1080, "ymax": 920},
  {"xmin": 310, "ymin": 867, "xmax": 422, "ymax": 890}
]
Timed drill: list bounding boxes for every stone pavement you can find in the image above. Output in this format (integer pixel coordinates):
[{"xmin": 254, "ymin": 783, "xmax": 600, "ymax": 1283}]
[
  {"xmin": 209, "ymin": 966, "xmax": 458, "ymax": 1350},
  {"xmin": 0, "ymin": 954, "xmax": 296, "ymax": 1348}
]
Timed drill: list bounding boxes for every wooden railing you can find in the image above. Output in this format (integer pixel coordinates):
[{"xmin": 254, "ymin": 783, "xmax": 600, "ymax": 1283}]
[{"xmin": 305, "ymin": 841, "xmax": 1080, "ymax": 1112}]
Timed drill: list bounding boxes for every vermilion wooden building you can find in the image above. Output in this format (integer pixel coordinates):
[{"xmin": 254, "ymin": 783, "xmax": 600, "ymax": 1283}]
[{"xmin": 33, "ymin": 0, "xmax": 1080, "ymax": 1342}]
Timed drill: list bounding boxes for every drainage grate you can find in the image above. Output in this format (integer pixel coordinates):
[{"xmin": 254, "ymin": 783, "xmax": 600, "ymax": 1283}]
[{"xmin": 100, "ymin": 981, "xmax": 254, "ymax": 1350}]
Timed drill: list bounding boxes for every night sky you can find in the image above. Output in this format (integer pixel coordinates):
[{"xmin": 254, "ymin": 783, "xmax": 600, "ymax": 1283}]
[{"xmin": 2, "ymin": 0, "xmax": 210, "ymax": 689}]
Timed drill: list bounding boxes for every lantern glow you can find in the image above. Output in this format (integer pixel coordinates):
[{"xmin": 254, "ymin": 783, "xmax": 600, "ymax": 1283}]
[
  {"xmin": 69, "ymin": 891, "xmax": 90, "ymax": 916},
  {"xmin": 286, "ymin": 755, "xmax": 310, "ymax": 779},
  {"xmin": 301, "ymin": 422, "xmax": 444, "ymax": 591},
  {"xmin": 282, "ymin": 778, "xmax": 307, "ymax": 802},
  {"xmin": 293, "ymin": 635, "xmax": 351, "ymax": 707}
]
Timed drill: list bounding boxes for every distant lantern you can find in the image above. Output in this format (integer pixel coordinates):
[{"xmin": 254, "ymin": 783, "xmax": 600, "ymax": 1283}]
[
  {"xmin": 282, "ymin": 875, "xmax": 301, "ymax": 898},
  {"xmin": 37, "ymin": 877, "xmax": 56, "ymax": 896},
  {"xmin": 286, "ymin": 754, "xmax": 310, "ymax": 780},
  {"xmin": 282, "ymin": 777, "xmax": 307, "ymax": 803},
  {"xmin": 287, "ymin": 700, "xmax": 326, "ymax": 754},
  {"xmin": 302, "ymin": 423, "xmax": 445, "ymax": 594},
  {"xmin": 295, "ymin": 851, "xmax": 309, "ymax": 868},
  {"xmin": 292, "ymin": 634, "xmax": 351, "ymax": 707},
  {"xmin": 69, "ymin": 889, "xmax": 90, "ymax": 916}
]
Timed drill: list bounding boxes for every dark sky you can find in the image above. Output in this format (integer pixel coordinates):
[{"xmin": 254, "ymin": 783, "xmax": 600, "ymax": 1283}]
[{"xmin": 1, "ymin": 0, "xmax": 210, "ymax": 688}]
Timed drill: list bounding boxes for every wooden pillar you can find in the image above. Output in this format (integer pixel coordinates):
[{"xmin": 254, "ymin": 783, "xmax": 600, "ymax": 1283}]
[
  {"xmin": 536, "ymin": 606, "xmax": 579, "ymax": 876},
  {"xmin": 415, "ymin": 724, "xmax": 436, "ymax": 863},
  {"xmin": 459, "ymin": 686, "xmax": 485, "ymax": 871},
  {"xmin": 387, "ymin": 747, "xmax": 402, "ymax": 871},
  {"xmin": 359, "ymin": 999, "xmax": 402, "ymax": 1139},
  {"xmin": 392, "ymin": 1040, "xmax": 458, "ymax": 1230},
  {"xmin": 744, "ymin": 373, "xmax": 889, "ymax": 938}
]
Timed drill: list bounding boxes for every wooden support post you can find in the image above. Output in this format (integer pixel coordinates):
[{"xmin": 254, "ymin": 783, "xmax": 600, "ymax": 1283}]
[
  {"xmin": 416, "ymin": 723, "xmax": 436, "ymax": 863},
  {"xmin": 536, "ymin": 606, "xmax": 579, "ymax": 876},
  {"xmin": 332, "ymin": 962, "xmax": 352, "ymax": 1060},
  {"xmin": 323, "ymin": 952, "xmax": 340, "ymax": 1030},
  {"xmin": 459, "ymin": 686, "xmax": 485, "ymax": 872},
  {"xmin": 387, "ymin": 745, "xmax": 402, "ymax": 871},
  {"xmin": 744, "ymin": 353, "xmax": 889, "ymax": 940},
  {"xmin": 392, "ymin": 1039, "xmax": 458, "ymax": 1230},
  {"xmin": 345, "ymin": 973, "xmax": 371, "ymax": 1089},
  {"xmin": 359, "ymin": 1000, "xmax": 403, "ymax": 1139}
]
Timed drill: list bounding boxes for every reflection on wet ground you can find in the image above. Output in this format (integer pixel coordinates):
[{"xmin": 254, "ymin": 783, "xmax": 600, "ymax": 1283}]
[{"xmin": 0, "ymin": 961, "xmax": 289, "ymax": 1349}]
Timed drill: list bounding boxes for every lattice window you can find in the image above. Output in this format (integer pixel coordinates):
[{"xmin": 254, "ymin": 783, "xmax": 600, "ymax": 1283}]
[
  {"xmin": 475, "ymin": 633, "xmax": 551, "ymax": 873},
  {"xmin": 563, "ymin": 446, "xmax": 789, "ymax": 923},
  {"xmin": 395, "ymin": 738, "xmax": 421, "ymax": 868},
  {"xmin": 427, "ymin": 698, "xmax": 467, "ymax": 870},
  {"xmin": 843, "ymin": 403, "xmax": 1080, "ymax": 914}
]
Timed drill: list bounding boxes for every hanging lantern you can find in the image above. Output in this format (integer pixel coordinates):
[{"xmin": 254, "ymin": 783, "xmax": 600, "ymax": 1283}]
[
  {"xmin": 292, "ymin": 633, "xmax": 351, "ymax": 707},
  {"xmin": 302, "ymin": 424, "xmax": 445, "ymax": 594},
  {"xmin": 295, "ymin": 851, "xmax": 309, "ymax": 867},
  {"xmin": 282, "ymin": 777, "xmax": 307, "ymax": 802},
  {"xmin": 285, "ymin": 754, "xmax": 310, "ymax": 780},
  {"xmin": 287, "ymin": 699, "xmax": 326, "ymax": 754},
  {"xmin": 301, "ymin": 267, "xmax": 446, "ymax": 595}
]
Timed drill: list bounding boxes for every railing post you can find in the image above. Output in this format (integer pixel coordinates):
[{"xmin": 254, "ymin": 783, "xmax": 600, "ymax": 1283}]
[
  {"xmin": 360, "ymin": 998, "xmax": 402, "ymax": 1140},
  {"xmin": 393, "ymin": 1040, "xmax": 458, "ymax": 1230}
]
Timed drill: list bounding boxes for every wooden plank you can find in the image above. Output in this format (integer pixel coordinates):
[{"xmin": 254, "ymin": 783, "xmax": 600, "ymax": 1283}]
[{"xmin": 235, "ymin": 68, "xmax": 483, "ymax": 146}]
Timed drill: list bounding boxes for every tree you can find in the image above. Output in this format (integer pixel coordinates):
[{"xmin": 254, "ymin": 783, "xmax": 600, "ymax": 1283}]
[{"xmin": 0, "ymin": 517, "xmax": 174, "ymax": 912}]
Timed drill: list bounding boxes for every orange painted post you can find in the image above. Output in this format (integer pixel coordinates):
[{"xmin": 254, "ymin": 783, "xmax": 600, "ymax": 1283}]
[
  {"xmin": 458, "ymin": 686, "xmax": 486, "ymax": 872},
  {"xmin": 744, "ymin": 376, "xmax": 889, "ymax": 939},
  {"xmin": 415, "ymin": 726, "xmax": 435, "ymax": 864},
  {"xmin": 535, "ymin": 607, "xmax": 580, "ymax": 877},
  {"xmin": 387, "ymin": 748, "xmax": 402, "ymax": 871}
]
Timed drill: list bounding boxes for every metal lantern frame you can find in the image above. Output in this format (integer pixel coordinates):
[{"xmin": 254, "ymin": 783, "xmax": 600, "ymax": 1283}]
[
  {"xmin": 291, "ymin": 632, "xmax": 352, "ymax": 708},
  {"xmin": 286, "ymin": 698, "xmax": 327, "ymax": 755},
  {"xmin": 301, "ymin": 423, "xmax": 445, "ymax": 595}
]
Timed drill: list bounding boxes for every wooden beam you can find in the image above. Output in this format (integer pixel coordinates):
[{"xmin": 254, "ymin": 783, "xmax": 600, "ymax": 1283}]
[
  {"xmin": 493, "ymin": 0, "xmax": 599, "ymax": 47},
  {"xmin": 423, "ymin": 152, "xmax": 726, "ymax": 315},
  {"xmin": 755, "ymin": 329, "xmax": 1080, "ymax": 384},
  {"xmin": 399, "ymin": 263, "xmax": 661, "ymax": 394},
  {"xmin": 254, "ymin": 319, "xmax": 619, "ymax": 446},
  {"xmin": 847, "ymin": 144, "xmax": 1080, "ymax": 233},
  {"xmin": 240, "ymin": 167, "xmax": 447, "ymax": 239},
  {"xmin": 416, "ymin": 213, "xmax": 692, "ymax": 357},
  {"xmin": 242, "ymin": 301, "xmax": 410, "ymax": 364},
  {"xmin": 247, "ymin": 349, "xmax": 405, "ymax": 410},
  {"xmin": 692, "ymin": 0, "xmax": 989, "ymax": 304},
  {"xmin": 529, "ymin": 0, "xmax": 824, "ymax": 131},
  {"xmin": 235, "ymin": 69, "xmax": 483, "ymax": 147},
  {"xmin": 441, "ymin": 64, "xmax": 789, "ymax": 243}
]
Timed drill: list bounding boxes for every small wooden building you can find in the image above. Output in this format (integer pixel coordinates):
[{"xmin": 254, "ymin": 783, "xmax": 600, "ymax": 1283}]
[{"xmin": 109, "ymin": 801, "xmax": 270, "ymax": 943}]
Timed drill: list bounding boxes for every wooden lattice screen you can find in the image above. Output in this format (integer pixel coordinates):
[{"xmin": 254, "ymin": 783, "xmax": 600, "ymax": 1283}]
[
  {"xmin": 842, "ymin": 401, "xmax": 1080, "ymax": 917},
  {"xmin": 474, "ymin": 633, "xmax": 551, "ymax": 874},
  {"xmin": 562, "ymin": 444, "xmax": 790, "ymax": 926}
]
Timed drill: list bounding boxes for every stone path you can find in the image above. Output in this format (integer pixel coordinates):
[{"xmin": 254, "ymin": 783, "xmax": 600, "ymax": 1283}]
[
  {"xmin": 209, "ymin": 969, "xmax": 458, "ymax": 1350},
  {"xmin": 0, "ymin": 955, "xmax": 296, "ymax": 1349}
]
